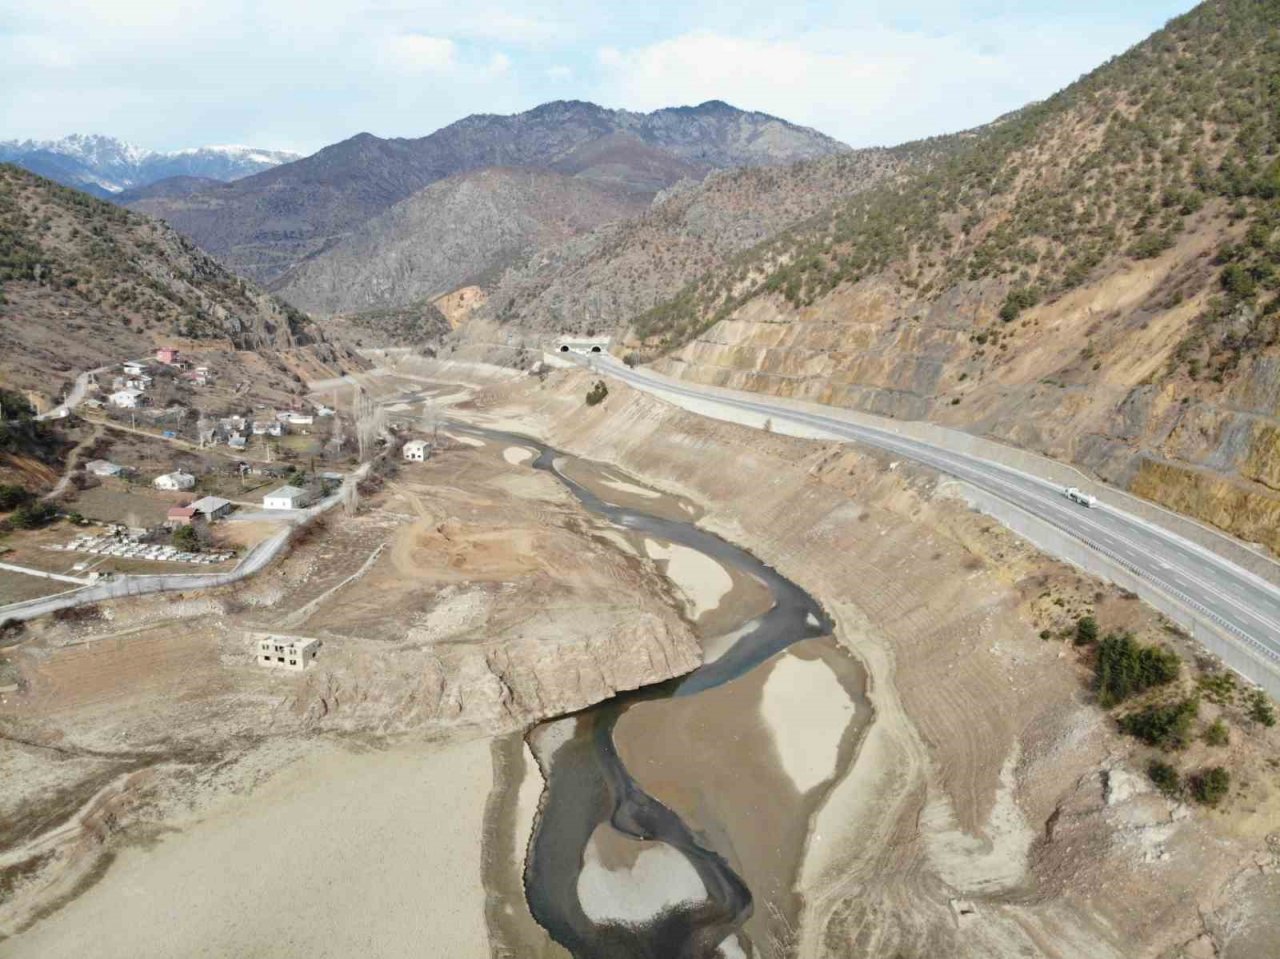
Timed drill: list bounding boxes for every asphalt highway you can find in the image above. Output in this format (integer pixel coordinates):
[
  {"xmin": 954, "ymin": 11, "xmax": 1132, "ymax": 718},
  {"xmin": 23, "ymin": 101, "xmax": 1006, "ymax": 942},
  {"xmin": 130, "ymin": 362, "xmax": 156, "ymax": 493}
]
[{"xmin": 581, "ymin": 355, "xmax": 1280, "ymax": 670}]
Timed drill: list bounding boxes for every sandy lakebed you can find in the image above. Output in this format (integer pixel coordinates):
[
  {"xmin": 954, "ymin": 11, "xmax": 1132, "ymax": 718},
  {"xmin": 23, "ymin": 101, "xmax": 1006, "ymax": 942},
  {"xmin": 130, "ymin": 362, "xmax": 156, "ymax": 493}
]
[{"xmin": 5, "ymin": 735, "xmax": 495, "ymax": 958}]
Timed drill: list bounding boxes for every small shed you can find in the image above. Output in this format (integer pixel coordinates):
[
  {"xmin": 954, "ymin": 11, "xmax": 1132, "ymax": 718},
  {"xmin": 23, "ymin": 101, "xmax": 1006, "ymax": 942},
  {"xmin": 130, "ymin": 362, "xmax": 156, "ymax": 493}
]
[
  {"xmin": 263, "ymin": 485, "xmax": 311, "ymax": 511},
  {"xmin": 403, "ymin": 439, "xmax": 430, "ymax": 462}
]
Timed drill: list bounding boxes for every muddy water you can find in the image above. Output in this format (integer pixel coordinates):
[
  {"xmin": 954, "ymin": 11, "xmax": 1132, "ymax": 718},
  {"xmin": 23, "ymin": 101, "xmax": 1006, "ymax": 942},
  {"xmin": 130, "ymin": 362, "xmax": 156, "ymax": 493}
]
[{"xmin": 456, "ymin": 423, "xmax": 865, "ymax": 959}]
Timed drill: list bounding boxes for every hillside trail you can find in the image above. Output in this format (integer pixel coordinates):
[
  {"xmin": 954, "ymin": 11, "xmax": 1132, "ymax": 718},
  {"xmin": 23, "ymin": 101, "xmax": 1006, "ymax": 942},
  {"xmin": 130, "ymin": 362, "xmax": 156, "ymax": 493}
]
[{"xmin": 42, "ymin": 423, "xmax": 101, "ymax": 502}]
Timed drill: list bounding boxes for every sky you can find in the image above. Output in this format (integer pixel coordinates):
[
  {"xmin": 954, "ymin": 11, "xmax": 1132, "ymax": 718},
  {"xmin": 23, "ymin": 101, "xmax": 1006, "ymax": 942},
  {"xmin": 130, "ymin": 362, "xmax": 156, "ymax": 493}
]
[{"xmin": 0, "ymin": 0, "xmax": 1197, "ymax": 155}]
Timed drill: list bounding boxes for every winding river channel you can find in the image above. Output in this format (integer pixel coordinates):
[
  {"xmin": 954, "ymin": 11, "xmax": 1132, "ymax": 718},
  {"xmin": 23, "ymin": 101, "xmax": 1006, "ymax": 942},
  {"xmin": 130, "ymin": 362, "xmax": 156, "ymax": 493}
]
[{"xmin": 457, "ymin": 422, "xmax": 865, "ymax": 959}]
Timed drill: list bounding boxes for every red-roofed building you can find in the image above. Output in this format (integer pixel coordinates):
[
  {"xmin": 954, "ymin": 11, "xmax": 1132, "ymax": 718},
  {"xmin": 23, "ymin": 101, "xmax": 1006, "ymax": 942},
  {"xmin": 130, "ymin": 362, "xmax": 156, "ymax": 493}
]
[
  {"xmin": 166, "ymin": 505, "xmax": 198, "ymax": 527},
  {"xmin": 156, "ymin": 347, "xmax": 181, "ymax": 365}
]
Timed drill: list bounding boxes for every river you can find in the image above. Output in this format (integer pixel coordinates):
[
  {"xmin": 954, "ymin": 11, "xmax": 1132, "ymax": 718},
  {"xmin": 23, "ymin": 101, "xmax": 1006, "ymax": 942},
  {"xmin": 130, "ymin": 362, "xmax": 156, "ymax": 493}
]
[{"xmin": 455, "ymin": 422, "xmax": 866, "ymax": 959}]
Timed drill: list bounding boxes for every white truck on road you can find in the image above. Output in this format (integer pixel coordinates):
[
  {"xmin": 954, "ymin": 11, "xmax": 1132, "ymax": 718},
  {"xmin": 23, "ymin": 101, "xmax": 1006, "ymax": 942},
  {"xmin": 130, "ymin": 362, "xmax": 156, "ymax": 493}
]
[{"xmin": 1063, "ymin": 486, "xmax": 1098, "ymax": 508}]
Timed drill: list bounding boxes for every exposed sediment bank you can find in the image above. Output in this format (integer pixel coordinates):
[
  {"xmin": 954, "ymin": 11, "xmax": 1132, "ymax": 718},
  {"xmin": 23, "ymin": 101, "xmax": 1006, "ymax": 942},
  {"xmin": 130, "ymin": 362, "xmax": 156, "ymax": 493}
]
[{"xmin": 464, "ymin": 368, "xmax": 1280, "ymax": 959}]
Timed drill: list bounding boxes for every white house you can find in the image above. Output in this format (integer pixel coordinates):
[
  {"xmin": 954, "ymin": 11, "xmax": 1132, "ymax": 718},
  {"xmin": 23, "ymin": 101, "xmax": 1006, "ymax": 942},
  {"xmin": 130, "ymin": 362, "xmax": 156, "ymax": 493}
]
[
  {"xmin": 153, "ymin": 470, "xmax": 196, "ymax": 492},
  {"xmin": 85, "ymin": 459, "xmax": 126, "ymax": 478},
  {"xmin": 403, "ymin": 439, "xmax": 430, "ymax": 462},
  {"xmin": 190, "ymin": 496, "xmax": 232, "ymax": 520},
  {"xmin": 263, "ymin": 485, "xmax": 311, "ymax": 510},
  {"xmin": 227, "ymin": 433, "xmax": 247, "ymax": 450},
  {"xmin": 122, "ymin": 360, "xmax": 150, "ymax": 376},
  {"xmin": 287, "ymin": 413, "xmax": 314, "ymax": 426},
  {"xmin": 109, "ymin": 389, "xmax": 145, "ymax": 409},
  {"xmin": 256, "ymin": 635, "xmax": 320, "ymax": 671}
]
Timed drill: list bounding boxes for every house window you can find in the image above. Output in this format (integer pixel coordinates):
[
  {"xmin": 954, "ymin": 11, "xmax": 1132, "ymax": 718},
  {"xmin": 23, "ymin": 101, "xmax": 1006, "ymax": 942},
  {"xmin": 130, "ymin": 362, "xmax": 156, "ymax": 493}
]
[
  {"xmin": 277, "ymin": 657, "xmax": 285, "ymax": 662},
  {"xmin": 289, "ymin": 660, "xmax": 297, "ymax": 666}
]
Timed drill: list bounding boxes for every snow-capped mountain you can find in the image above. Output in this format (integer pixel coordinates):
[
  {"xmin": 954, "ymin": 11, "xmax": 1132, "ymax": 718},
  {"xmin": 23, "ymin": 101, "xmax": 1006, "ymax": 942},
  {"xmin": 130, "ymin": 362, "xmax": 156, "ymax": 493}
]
[{"xmin": 0, "ymin": 134, "xmax": 301, "ymax": 198}]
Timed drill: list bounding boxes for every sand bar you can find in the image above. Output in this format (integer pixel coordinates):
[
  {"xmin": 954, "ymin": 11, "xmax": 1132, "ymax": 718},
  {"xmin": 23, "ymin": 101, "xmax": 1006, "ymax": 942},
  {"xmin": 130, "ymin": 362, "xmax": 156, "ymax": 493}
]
[
  {"xmin": 760, "ymin": 653, "xmax": 856, "ymax": 793},
  {"xmin": 645, "ymin": 538, "xmax": 733, "ymax": 619}
]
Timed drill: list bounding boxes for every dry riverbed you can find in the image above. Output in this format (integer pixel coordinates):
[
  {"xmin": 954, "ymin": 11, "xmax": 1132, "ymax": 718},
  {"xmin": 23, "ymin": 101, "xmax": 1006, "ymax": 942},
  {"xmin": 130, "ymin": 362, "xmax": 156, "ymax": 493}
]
[{"xmin": 4, "ymin": 360, "xmax": 1280, "ymax": 959}]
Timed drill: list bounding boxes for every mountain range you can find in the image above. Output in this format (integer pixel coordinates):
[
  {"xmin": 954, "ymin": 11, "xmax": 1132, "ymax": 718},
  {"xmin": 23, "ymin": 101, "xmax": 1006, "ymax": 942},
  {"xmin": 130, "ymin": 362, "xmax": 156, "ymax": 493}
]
[
  {"xmin": 122, "ymin": 100, "xmax": 850, "ymax": 291},
  {"xmin": 0, "ymin": 134, "xmax": 300, "ymax": 199}
]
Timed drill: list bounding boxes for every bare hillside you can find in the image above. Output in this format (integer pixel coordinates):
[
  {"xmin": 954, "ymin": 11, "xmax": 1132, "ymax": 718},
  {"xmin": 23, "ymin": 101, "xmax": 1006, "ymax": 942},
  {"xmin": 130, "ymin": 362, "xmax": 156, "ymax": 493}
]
[
  {"xmin": 273, "ymin": 167, "xmax": 650, "ymax": 319},
  {"xmin": 446, "ymin": 144, "xmax": 946, "ymax": 362}
]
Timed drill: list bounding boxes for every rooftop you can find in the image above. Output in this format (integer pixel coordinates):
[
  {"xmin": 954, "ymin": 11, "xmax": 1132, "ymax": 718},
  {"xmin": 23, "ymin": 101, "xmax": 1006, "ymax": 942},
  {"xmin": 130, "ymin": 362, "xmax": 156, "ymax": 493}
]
[
  {"xmin": 190, "ymin": 496, "xmax": 231, "ymax": 513},
  {"xmin": 265, "ymin": 484, "xmax": 307, "ymax": 499}
]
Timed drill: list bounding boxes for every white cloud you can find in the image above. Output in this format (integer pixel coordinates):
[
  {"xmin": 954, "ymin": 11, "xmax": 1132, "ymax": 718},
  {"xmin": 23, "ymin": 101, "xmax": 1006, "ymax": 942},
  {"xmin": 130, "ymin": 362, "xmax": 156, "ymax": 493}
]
[
  {"xmin": 487, "ymin": 51, "xmax": 513, "ymax": 76},
  {"xmin": 385, "ymin": 33, "xmax": 457, "ymax": 73},
  {"xmin": 546, "ymin": 64, "xmax": 573, "ymax": 80}
]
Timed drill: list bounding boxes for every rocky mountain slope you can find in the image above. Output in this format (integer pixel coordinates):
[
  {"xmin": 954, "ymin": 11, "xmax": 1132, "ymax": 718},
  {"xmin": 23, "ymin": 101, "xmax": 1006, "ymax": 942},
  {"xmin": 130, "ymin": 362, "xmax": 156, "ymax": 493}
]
[
  {"xmin": 0, "ymin": 164, "xmax": 348, "ymax": 402},
  {"xmin": 0, "ymin": 135, "xmax": 299, "ymax": 198},
  {"xmin": 595, "ymin": 0, "xmax": 1280, "ymax": 554},
  {"xmin": 127, "ymin": 100, "xmax": 849, "ymax": 287},
  {"xmin": 272, "ymin": 167, "xmax": 650, "ymax": 318},
  {"xmin": 113, "ymin": 176, "xmax": 223, "ymax": 205},
  {"xmin": 445, "ymin": 139, "xmax": 960, "ymax": 363}
]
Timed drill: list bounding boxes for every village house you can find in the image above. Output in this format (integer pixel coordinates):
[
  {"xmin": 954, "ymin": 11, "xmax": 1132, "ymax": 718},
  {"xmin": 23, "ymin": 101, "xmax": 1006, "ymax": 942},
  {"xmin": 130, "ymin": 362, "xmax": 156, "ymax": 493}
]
[
  {"xmin": 84, "ymin": 459, "xmax": 127, "ymax": 478},
  {"xmin": 124, "ymin": 375, "xmax": 153, "ymax": 390},
  {"xmin": 262, "ymin": 485, "xmax": 311, "ymax": 510},
  {"xmin": 190, "ymin": 496, "xmax": 232, "ymax": 520},
  {"xmin": 155, "ymin": 347, "xmax": 181, "ymax": 365},
  {"xmin": 403, "ymin": 439, "xmax": 430, "ymax": 462},
  {"xmin": 166, "ymin": 505, "xmax": 199, "ymax": 527},
  {"xmin": 122, "ymin": 360, "xmax": 150, "ymax": 377},
  {"xmin": 227, "ymin": 433, "xmax": 247, "ymax": 450},
  {"xmin": 287, "ymin": 412, "xmax": 314, "ymax": 426},
  {"xmin": 256, "ymin": 635, "xmax": 320, "ymax": 671},
  {"xmin": 109, "ymin": 388, "xmax": 145, "ymax": 409},
  {"xmin": 153, "ymin": 470, "xmax": 196, "ymax": 492}
]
